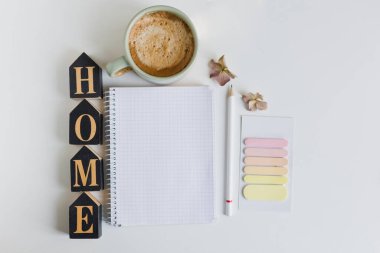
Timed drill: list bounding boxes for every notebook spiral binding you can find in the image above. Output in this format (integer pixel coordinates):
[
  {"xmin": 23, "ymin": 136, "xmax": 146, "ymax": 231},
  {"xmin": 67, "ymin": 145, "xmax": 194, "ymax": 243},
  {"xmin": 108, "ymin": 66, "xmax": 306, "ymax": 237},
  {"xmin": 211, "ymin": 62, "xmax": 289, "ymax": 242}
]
[{"xmin": 104, "ymin": 89, "xmax": 120, "ymax": 226}]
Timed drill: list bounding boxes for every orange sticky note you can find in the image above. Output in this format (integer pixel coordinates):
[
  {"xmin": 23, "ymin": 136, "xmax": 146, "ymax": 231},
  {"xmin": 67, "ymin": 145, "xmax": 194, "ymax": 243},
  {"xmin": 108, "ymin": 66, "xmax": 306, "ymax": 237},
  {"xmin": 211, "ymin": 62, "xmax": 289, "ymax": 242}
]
[
  {"xmin": 244, "ymin": 157, "xmax": 288, "ymax": 166},
  {"xmin": 243, "ymin": 166, "xmax": 288, "ymax": 175}
]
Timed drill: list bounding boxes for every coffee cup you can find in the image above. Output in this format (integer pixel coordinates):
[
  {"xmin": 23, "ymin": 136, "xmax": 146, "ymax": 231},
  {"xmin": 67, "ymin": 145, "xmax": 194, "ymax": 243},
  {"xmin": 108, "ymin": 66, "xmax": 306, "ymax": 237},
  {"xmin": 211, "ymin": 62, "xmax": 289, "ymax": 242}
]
[{"xmin": 106, "ymin": 5, "xmax": 198, "ymax": 85}]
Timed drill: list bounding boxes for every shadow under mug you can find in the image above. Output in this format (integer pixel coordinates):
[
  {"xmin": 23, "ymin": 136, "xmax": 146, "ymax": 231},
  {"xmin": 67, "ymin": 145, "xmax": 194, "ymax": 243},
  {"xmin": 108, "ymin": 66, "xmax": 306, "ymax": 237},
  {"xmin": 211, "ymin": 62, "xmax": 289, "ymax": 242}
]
[{"xmin": 106, "ymin": 5, "xmax": 198, "ymax": 85}]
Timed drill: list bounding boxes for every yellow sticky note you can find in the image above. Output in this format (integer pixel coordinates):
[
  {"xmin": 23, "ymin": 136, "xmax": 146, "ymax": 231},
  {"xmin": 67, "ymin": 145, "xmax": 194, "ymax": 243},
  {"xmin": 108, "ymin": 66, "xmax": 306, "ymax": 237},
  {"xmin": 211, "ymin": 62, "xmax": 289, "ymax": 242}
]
[
  {"xmin": 243, "ymin": 185, "xmax": 287, "ymax": 201},
  {"xmin": 243, "ymin": 175, "xmax": 288, "ymax": 185}
]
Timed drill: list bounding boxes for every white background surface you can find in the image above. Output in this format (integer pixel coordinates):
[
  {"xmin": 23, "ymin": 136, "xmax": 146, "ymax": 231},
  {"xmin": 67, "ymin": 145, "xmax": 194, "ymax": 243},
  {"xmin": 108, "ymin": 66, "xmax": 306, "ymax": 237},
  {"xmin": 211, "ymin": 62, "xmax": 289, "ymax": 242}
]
[{"xmin": 1, "ymin": 0, "xmax": 380, "ymax": 252}]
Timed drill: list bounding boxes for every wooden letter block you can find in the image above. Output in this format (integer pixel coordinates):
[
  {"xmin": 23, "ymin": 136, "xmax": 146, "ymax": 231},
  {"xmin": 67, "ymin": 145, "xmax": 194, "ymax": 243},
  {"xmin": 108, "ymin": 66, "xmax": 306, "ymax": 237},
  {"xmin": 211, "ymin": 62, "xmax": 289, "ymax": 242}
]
[
  {"xmin": 69, "ymin": 192, "xmax": 102, "ymax": 239},
  {"xmin": 71, "ymin": 146, "xmax": 103, "ymax": 192},
  {"xmin": 69, "ymin": 99, "xmax": 102, "ymax": 145},
  {"xmin": 69, "ymin": 52, "xmax": 103, "ymax": 99}
]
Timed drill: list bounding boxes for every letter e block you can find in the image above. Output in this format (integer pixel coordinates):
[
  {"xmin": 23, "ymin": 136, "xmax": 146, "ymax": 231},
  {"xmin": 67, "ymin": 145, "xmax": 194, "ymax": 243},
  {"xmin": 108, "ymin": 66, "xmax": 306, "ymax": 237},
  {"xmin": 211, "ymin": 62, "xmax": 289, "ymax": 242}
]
[
  {"xmin": 69, "ymin": 99, "xmax": 102, "ymax": 145},
  {"xmin": 71, "ymin": 146, "xmax": 103, "ymax": 192},
  {"xmin": 69, "ymin": 52, "xmax": 103, "ymax": 99},
  {"xmin": 69, "ymin": 192, "xmax": 102, "ymax": 239}
]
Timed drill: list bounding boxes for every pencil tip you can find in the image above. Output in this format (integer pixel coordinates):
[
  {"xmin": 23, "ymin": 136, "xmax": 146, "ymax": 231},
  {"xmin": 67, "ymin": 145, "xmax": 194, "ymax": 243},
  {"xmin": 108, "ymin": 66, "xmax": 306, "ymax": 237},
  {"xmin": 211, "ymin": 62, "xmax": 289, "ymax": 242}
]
[{"xmin": 228, "ymin": 84, "xmax": 234, "ymax": 96}]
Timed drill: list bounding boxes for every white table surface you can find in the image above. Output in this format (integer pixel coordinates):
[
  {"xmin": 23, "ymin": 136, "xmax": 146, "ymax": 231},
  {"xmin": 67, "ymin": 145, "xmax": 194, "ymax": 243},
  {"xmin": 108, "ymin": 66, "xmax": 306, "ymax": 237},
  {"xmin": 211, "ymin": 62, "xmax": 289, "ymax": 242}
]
[{"xmin": 2, "ymin": 0, "xmax": 380, "ymax": 252}]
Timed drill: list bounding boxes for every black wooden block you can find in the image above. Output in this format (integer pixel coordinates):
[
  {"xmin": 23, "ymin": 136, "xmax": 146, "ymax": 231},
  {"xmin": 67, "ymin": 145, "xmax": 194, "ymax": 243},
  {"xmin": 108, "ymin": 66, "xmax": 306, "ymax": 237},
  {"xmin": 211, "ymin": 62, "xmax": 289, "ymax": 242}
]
[
  {"xmin": 69, "ymin": 52, "xmax": 103, "ymax": 99},
  {"xmin": 69, "ymin": 99, "xmax": 102, "ymax": 145},
  {"xmin": 71, "ymin": 146, "xmax": 103, "ymax": 192},
  {"xmin": 69, "ymin": 192, "xmax": 102, "ymax": 239}
]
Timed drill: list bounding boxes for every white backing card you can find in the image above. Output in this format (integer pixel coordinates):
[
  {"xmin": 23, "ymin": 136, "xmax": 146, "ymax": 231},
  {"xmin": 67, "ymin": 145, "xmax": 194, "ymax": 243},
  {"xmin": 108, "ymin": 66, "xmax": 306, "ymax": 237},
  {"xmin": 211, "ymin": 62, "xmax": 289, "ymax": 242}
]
[{"xmin": 239, "ymin": 115, "xmax": 294, "ymax": 212}]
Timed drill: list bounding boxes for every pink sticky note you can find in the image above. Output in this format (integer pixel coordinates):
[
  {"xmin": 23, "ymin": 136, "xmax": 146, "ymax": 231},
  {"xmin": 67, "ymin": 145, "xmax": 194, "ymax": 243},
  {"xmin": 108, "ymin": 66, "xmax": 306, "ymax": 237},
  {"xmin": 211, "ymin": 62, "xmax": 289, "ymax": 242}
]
[
  {"xmin": 244, "ymin": 148, "xmax": 288, "ymax": 157},
  {"xmin": 244, "ymin": 138, "xmax": 288, "ymax": 148}
]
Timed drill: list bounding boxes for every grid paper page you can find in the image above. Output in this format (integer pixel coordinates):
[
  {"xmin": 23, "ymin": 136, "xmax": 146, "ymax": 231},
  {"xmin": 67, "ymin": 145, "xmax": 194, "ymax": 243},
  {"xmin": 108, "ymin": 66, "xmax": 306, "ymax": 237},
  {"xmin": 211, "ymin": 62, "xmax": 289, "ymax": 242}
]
[{"xmin": 109, "ymin": 86, "xmax": 215, "ymax": 226}]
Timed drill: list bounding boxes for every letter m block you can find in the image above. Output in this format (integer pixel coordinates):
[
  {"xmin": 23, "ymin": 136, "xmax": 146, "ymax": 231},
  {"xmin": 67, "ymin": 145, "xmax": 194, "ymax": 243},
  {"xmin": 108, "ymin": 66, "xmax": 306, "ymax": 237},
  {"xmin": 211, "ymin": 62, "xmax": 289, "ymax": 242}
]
[{"xmin": 70, "ymin": 146, "xmax": 103, "ymax": 191}]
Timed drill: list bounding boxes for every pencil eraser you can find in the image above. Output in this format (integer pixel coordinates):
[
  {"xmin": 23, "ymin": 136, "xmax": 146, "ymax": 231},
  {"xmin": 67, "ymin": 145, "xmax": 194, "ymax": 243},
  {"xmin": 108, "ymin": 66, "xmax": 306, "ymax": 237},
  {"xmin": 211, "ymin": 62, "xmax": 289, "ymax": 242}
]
[
  {"xmin": 243, "ymin": 166, "xmax": 288, "ymax": 176},
  {"xmin": 244, "ymin": 138, "xmax": 288, "ymax": 148},
  {"xmin": 243, "ymin": 185, "xmax": 287, "ymax": 201},
  {"xmin": 244, "ymin": 148, "xmax": 288, "ymax": 157},
  {"xmin": 243, "ymin": 175, "xmax": 288, "ymax": 185},
  {"xmin": 244, "ymin": 157, "xmax": 288, "ymax": 166}
]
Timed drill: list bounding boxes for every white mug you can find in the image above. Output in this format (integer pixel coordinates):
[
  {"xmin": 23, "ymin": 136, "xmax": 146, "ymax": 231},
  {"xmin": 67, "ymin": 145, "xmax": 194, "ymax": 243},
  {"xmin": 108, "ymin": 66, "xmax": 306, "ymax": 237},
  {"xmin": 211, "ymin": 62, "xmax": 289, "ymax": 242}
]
[{"xmin": 106, "ymin": 5, "xmax": 198, "ymax": 85}]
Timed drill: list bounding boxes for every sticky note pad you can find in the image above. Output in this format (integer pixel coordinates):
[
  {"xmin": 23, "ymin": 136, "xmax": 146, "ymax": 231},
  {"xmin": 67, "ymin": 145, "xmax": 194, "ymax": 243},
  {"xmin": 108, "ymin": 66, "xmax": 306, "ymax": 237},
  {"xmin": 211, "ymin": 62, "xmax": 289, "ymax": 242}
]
[
  {"xmin": 244, "ymin": 138, "xmax": 288, "ymax": 148},
  {"xmin": 244, "ymin": 157, "xmax": 288, "ymax": 166},
  {"xmin": 244, "ymin": 148, "xmax": 288, "ymax": 157},
  {"xmin": 243, "ymin": 166, "xmax": 288, "ymax": 175},
  {"xmin": 243, "ymin": 175, "xmax": 288, "ymax": 184},
  {"xmin": 240, "ymin": 116, "xmax": 293, "ymax": 210},
  {"xmin": 243, "ymin": 185, "xmax": 287, "ymax": 201}
]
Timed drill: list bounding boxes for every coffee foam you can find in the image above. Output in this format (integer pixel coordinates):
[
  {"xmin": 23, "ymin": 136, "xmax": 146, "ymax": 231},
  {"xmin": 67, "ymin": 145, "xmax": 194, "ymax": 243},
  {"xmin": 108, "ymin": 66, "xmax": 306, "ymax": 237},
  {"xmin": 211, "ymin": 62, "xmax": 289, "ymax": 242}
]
[{"xmin": 129, "ymin": 11, "xmax": 194, "ymax": 77}]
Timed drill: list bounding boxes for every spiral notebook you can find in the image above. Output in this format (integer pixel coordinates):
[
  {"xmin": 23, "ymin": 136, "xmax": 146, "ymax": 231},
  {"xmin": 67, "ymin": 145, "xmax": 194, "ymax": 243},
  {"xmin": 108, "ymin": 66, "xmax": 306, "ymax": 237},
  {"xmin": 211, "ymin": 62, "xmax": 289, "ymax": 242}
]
[{"xmin": 104, "ymin": 86, "xmax": 215, "ymax": 226}]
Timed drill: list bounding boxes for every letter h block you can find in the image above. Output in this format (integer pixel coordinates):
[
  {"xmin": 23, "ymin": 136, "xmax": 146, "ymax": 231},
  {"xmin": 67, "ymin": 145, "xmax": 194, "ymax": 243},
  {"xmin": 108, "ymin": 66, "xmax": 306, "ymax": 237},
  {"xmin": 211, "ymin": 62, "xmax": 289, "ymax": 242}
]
[{"xmin": 69, "ymin": 52, "xmax": 103, "ymax": 99}]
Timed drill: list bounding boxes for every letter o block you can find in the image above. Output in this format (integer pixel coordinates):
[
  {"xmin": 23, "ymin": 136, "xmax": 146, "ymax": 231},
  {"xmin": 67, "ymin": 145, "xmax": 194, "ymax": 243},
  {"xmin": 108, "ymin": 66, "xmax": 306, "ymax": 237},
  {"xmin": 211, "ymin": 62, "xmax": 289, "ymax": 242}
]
[{"xmin": 70, "ymin": 99, "xmax": 102, "ymax": 145}]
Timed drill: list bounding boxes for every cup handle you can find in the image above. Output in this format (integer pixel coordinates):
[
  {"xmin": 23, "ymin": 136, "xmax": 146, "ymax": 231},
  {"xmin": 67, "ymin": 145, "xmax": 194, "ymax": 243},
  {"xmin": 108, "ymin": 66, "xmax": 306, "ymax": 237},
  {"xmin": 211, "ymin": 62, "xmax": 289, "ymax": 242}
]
[{"xmin": 106, "ymin": 56, "xmax": 133, "ymax": 77}]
